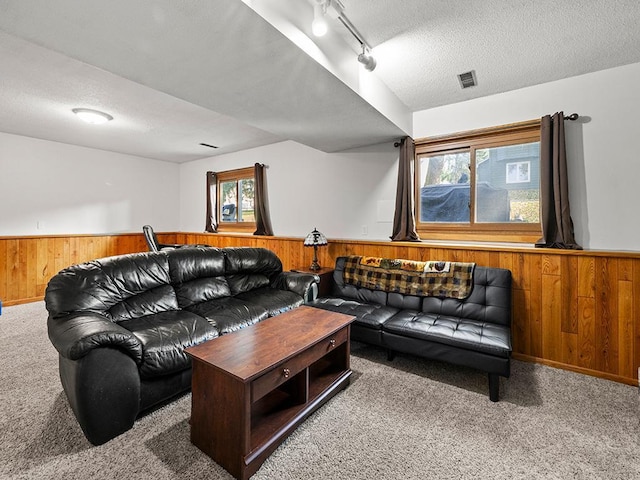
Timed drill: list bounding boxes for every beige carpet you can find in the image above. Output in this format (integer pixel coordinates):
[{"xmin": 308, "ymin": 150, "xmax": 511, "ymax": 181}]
[{"xmin": 1, "ymin": 301, "xmax": 639, "ymax": 479}]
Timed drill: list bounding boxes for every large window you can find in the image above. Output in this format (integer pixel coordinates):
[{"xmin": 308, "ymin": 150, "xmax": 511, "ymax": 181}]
[
  {"xmin": 415, "ymin": 122, "xmax": 541, "ymax": 242},
  {"xmin": 217, "ymin": 167, "xmax": 255, "ymax": 232}
]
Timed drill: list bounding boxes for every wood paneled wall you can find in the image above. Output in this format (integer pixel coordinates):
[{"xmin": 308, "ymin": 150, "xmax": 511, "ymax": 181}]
[
  {"xmin": 179, "ymin": 233, "xmax": 640, "ymax": 386},
  {"xmin": 0, "ymin": 234, "xmax": 148, "ymax": 305},
  {"xmin": 2, "ymin": 232, "xmax": 639, "ymax": 387}
]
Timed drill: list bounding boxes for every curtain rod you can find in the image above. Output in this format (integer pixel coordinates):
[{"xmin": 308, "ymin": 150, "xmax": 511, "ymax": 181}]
[{"xmin": 394, "ymin": 113, "xmax": 580, "ymax": 147}]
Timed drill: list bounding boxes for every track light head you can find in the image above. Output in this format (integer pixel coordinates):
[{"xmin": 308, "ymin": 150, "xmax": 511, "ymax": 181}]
[
  {"xmin": 357, "ymin": 47, "xmax": 377, "ymax": 72},
  {"xmin": 309, "ymin": 0, "xmax": 376, "ymax": 71},
  {"xmin": 312, "ymin": 1, "xmax": 329, "ymax": 37}
]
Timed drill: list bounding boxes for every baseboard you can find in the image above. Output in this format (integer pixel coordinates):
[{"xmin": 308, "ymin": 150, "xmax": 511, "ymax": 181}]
[
  {"xmin": 513, "ymin": 353, "xmax": 638, "ymax": 387},
  {"xmin": 2, "ymin": 296, "xmax": 44, "ymax": 307}
]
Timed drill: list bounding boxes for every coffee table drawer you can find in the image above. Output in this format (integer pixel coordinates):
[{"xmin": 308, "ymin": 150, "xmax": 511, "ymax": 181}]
[{"xmin": 251, "ymin": 326, "xmax": 348, "ymax": 403}]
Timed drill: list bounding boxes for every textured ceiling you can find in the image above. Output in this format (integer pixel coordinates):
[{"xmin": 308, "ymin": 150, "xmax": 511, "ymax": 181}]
[
  {"xmin": 0, "ymin": 0, "xmax": 639, "ymax": 162},
  {"xmin": 344, "ymin": 0, "xmax": 640, "ymax": 111}
]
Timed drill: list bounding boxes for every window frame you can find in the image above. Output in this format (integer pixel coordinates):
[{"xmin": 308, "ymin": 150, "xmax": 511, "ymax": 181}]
[
  {"xmin": 216, "ymin": 166, "xmax": 256, "ymax": 233},
  {"xmin": 414, "ymin": 120, "xmax": 542, "ymax": 243}
]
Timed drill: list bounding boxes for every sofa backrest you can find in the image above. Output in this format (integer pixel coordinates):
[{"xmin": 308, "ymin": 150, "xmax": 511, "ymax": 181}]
[
  {"xmin": 223, "ymin": 247, "xmax": 283, "ymax": 295},
  {"xmin": 331, "ymin": 257, "xmax": 511, "ymax": 326},
  {"xmin": 45, "ymin": 246, "xmax": 286, "ymax": 322},
  {"xmin": 45, "ymin": 251, "xmax": 178, "ymax": 322},
  {"xmin": 421, "ymin": 266, "xmax": 512, "ymax": 326},
  {"xmin": 331, "ymin": 257, "xmax": 424, "ymax": 310},
  {"xmin": 166, "ymin": 247, "xmax": 230, "ymax": 308},
  {"xmin": 331, "ymin": 257, "xmax": 389, "ymax": 307}
]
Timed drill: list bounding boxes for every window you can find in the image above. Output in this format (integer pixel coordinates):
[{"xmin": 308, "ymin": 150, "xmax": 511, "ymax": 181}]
[
  {"xmin": 415, "ymin": 121, "xmax": 541, "ymax": 242},
  {"xmin": 506, "ymin": 161, "xmax": 530, "ymax": 184},
  {"xmin": 217, "ymin": 167, "xmax": 255, "ymax": 232}
]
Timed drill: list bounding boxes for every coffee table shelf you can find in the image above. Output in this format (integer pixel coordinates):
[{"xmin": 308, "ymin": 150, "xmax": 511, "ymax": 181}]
[{"xmin": 185, "ymin": 306, "xmax": 354, "ymax": 480}]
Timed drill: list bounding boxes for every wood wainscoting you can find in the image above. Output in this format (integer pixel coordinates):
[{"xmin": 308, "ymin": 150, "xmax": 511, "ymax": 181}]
[
  {"xmin": 2, "ymin": 231, "xmax": 639, "ymax": 387},
  {"xmin": 0, "ymin": 234, "xmax": 149, "ymax": 305}
]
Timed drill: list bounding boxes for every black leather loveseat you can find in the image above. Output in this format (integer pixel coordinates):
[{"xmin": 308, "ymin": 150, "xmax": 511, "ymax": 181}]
[
  {"xmin": 311, "ymin": 256, "xmax": 512, "ymax": 401},
  {"xmin": 45, "ymin": 247, "xmax": 319, "ymax": 445}
]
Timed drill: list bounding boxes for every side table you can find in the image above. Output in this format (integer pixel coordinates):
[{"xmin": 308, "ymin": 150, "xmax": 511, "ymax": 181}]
[{"xmin": 292, "ymin": 266, "xmax": 334, "ymax": 297}]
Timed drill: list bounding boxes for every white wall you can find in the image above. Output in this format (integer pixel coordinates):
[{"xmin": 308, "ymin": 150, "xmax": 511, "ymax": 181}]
[
  {"xmin": 0, "ymin": 132, "xmax": 180, "ymax": 235},
  {"xmin": 4, "ymin": 62, "xmax": 640, "ymax": 251},
  {"xmin": 414, "ymin": 62, "xmax": 640, "ymax": 251},
  {"xmin": 179, "ymin": 140, "xmax": 399, "ymax": 241},
  {"xmin": 179, "ymin": 61, "xmax": 640, "ymax": 250}
]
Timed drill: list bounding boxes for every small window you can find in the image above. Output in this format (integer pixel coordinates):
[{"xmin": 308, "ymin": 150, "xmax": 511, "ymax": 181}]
[
  {"xmin": 506, "ymin": 161, "xmax": 531, "ymax": 184},
  {"xmin": 415, "ymin": 121, "xmax": 542, "ymax": 242},
  {"xmin": 217, "ymin": 167, "xmax": 255, "ymax": 232}
]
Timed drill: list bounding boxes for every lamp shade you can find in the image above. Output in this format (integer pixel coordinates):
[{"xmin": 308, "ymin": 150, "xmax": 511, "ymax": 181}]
[
  {"xmin": 303, "ymin": 228, "xmax": 327, "ymax": 271},
  {"xmin": 304, "ymin": 228, "xmax": 328, "ymax": 247}
]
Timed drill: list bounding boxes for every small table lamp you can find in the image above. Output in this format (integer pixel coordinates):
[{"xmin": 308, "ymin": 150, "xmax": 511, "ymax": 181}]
[{"xmin": 303, "ymin": 228, "xmax": 328, "ymax": 271}]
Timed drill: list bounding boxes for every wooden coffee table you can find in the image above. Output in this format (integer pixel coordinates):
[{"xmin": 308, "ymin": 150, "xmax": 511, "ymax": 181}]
[{"xmin": 185, "ymin": 305, "xmax": 354, "ymax": 480}]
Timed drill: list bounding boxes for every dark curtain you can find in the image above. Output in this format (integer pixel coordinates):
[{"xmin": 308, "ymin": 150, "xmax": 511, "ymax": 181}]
[
  {"xmin": 390, "ymin": 137, "xmax": 420, "ymax": 242},
  {"xmin": 535, "ymin": 112, "xmax": 581, "ymax": 249},
  {"xmin": 253, "ymin": 163, "xmax": 274, "ymax": 236},
  {"xmin": 205, "ymin": 171, "xmax": 217, "ymax": 233}
]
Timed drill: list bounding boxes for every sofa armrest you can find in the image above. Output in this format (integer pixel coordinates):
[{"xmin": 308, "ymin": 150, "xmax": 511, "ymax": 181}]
[
  {"xmin": 271, "ymin": 271, "xmax": 320, "ymax": 302},
  {"xmin": 47, "ymin": 312, "xmax": 143, "ymax": 364}
]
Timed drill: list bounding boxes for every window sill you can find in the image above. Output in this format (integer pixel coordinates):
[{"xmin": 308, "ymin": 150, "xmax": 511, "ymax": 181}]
[
  {"xmin": 216, "ymin": 223, "xmax": 256, "ymax": 234},
  {"xmin": 416, "ymin": 228, "xmax": 540, "ymax": 244},
  {"xmin": 415, "ymin": 238, "xmax": 538, "ymax": 249}
]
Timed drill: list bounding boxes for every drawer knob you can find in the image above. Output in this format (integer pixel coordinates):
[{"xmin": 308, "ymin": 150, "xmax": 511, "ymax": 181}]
[
  {"xmin": 329, "ymin": 339, "xmax": 336, "ymax": 348},
  {"xmin": 282, "ymin": 368, "xmax": 290, "ymax": 378}
]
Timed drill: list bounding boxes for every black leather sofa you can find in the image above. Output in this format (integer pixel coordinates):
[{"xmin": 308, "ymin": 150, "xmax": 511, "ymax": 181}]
[
  {"xmin": 45, "ymin": 247, "xmax": 319, "ymax": 445},
  {"xmin": 311, "ymin": 256, "xmax": 512, "ymax": 401}
]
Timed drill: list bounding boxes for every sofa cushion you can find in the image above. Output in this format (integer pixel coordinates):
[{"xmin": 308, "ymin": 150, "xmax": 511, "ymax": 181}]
[
  {"xmin": 387, "ymin": 292, "xmax": 422, "ymax": 311},
  {"xmin": 45, "ymin": 252, "xmax": 174, "ymax": 320},
  {"xmin": 186, "ymin": 297, "xmax": 269, "ymax": 334},
  {"xmin": 329, "ymin": 257, "xmax": 389, "ymax": 305},
  {"xmin": 167, "ymin": 247, "xmax": 225, "ymax": 282},
  {"xmin": 224, "ymin": 247, "xmax": 283, "ymax": 280},
  {"xmin": 382, "ymin": 310, "xmax": 511, "ymax": 357},
  {"xmin": 226, "ymin": 274, "xmax": 271, "ymax": 295},
  {"xmin": 108, "ymin": 285, "xmax": 179, "ymax": 323},
  {"xmin": 311, "ymin": 297, "xmax": 399, "ymax": 330},
  {"xmin": 119, "ymin": 310, "xmax": 218, "ymax": 379},
  {"xmin": 166, "ymin": 247, "xmax": 231, "ymax": 308},
  {"xmin": 421, "ymin": 266, "xmax": 512, "ymax": 326},
  {"xmin": 235, "ymin": 287, "xmax": 304, "ymax": 316},
  {"xmin": 173, "ymin": 277, "xmax": 231, "ymax": 308}
]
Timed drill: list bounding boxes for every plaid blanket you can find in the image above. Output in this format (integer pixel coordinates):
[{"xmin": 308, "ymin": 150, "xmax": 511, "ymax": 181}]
[{"xmin": 343, "ymin": 256, "xmax": 475, "ymax": 299}]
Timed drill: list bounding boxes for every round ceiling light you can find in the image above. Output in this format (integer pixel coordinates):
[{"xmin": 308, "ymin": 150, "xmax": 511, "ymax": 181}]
[{"xmin": 72, "ymin": 108, "xmax": 114, "ymax": 125}]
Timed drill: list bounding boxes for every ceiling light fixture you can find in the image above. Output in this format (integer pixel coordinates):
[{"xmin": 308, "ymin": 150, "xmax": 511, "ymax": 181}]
[
  {"xmin": 72, "ymin": 108, "xmax": 113, "ymax": 125},
  {"xmin": 311, "ymin": 0, "xmax": 328, "ymax": 37},
  {"xmin": 357, "ymin": 45, "xmax": 377, "ymax": 72},
  {"xmin": 309, "ymin": 0, "xmax": 377, "ymax": 72}
]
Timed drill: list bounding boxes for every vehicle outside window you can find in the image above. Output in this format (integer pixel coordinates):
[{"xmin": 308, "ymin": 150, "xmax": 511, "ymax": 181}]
[
  {"xmin": 414, "ymin": 122, "xmax": 541, "ymax": 242},
  {"xmin": 216, "ymin": 167, "xmax": 255, "ymax": 231}
]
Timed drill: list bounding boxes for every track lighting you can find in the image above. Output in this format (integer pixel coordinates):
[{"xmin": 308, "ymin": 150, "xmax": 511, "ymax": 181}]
[
  {"xmin": 312, "ymin": 1, "xmax": 328, "ymax": 37},
  {"xmin": 308, "ymin": 0, "xmax": 377, "ymax": 73},
  {"xmin": 357, "ymin": 45, "xmax": 377, "ymax": 72}
]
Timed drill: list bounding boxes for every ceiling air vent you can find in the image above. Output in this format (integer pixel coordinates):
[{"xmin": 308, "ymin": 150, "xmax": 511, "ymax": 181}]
[
  {"xmin": 458, "ymin": 70, "xmax": 477, "ymax": 89},
  {"xmin": 199, "ymin": 143, "xmax": 219, "ymax": 149}
]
